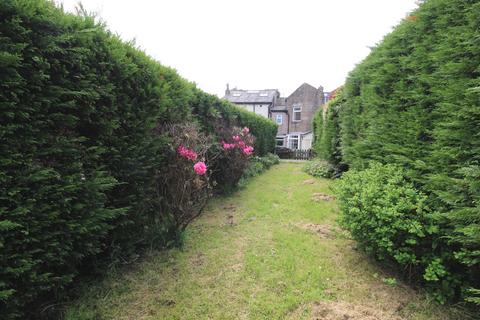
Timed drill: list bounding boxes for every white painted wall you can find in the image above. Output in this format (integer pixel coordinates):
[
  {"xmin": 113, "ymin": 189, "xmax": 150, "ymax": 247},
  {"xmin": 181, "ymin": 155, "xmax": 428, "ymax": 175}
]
[
  {"xmin": 301, "ymin": 132, "xmax": 313, "ymax": 150},
  {"xmin": 237, "ymin": 104, "xmax": 269, "ymax": 118},
  {"xmin": 255, "ymin": 104, "xmax": 269, "ymax": 118}
]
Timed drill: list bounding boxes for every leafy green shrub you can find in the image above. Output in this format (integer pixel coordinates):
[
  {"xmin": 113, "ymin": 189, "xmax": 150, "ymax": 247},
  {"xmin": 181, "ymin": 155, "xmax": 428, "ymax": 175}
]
[
  {"xmin": 335, "ymin": 163, "xmax": 432, "ymax": 261},
  {"xmin": 334, "ymin": 163, "xmax": 458, "ymax": 301},
  {"xmin": 303, "ymin": 160, "xmax": 335, "ymax": 178},
  {"xmin": 256, "ymin": 153, "xmax": 280, "ymax": 168},
  {"xmin": 238, "ymin": 153, "xmax": 280, "ymax": 187},
  {"xmin": 241, "ymin": 162, "xmax": 265, "ymax": 180}
]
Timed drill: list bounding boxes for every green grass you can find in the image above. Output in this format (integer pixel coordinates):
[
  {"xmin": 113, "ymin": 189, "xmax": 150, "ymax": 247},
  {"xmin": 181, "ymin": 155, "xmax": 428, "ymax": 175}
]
[{"xmin": 65, "ymin": 163, "xmax": 467, "ymax": 320}]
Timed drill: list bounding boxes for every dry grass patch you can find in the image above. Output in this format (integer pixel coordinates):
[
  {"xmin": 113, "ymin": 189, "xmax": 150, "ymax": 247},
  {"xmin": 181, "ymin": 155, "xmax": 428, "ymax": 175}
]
[
  {"xmin": 311, "ymin": 300, "xmax": 403, "ymax": 320},
  {"xmin": 295, "ymin": 222, "xmax": 336, "ymax": 239},
  {"xmin": 311, "ymin": 192, "xmax": 335, "ymax": 202}
]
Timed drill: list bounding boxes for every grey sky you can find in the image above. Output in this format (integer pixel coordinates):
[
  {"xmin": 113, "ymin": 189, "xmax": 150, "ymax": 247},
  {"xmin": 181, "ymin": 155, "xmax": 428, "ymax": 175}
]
[{"xmin": 58, "ymin": 0, "xmax": 419, "ymax": 97}]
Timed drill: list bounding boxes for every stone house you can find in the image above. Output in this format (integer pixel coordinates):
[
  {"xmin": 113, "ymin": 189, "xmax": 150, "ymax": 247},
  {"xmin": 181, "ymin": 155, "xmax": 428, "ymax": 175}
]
[{"xmin": 224, "ymin": 83, "xmax": 327, "ymax": 150}]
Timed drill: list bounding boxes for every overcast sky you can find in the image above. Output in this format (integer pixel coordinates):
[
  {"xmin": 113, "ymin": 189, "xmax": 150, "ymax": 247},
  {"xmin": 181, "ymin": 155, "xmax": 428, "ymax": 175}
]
[{"xmin": 58, "ymin": 0, "xmax": 419, "ymax": 97}]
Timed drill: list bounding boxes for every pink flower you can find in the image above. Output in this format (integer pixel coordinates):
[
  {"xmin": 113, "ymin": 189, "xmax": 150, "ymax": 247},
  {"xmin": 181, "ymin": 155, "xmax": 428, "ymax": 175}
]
[
  {"xmin": 237, "ymin": 141, "xmax": 246, "ymax": 149},
  {"xmin": 232, "ymin": 135, "xmax": 241, "ymax": 142},
  {"xmin": 243, "ymin": 146, "xmax": 254, "ymax": 156},
  {"xmin": 222, "ymin": 141, "xmax": 235, "ymax": 150},
  {"xmin": 242, "ymin": 127, "xmax": 250, "ymax": 135},
  {"xmin": 193, "ymin": 161, "xmax": 207, "ymax": 175},
  {"xmin": 177, "ymin": 145, "xmax": 198, "ymax": 161}
]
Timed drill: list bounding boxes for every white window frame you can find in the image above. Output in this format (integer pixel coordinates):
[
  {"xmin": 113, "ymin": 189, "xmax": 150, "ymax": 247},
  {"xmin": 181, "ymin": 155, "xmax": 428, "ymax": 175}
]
[
  {"xmin": 289, "ymin": 134, "xmax": 300, "ymax": 150},
  {"xmin": 293, "ymin": 105, "xmax": 302, "ymax": 122},
  {"xmin": 276, "ymin": 114, "xmax": 283, "ymax": 125}
]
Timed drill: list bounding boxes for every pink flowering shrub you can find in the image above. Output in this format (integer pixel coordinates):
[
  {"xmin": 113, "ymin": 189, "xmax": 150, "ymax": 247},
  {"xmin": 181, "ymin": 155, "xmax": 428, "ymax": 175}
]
[
  {"xmin": 211, "ymin": 126, "xmax": 256, "ymax": 193},
  {"xmin": 155, "ymin": 123, "xmax": 258, "ymax": 229},
  {"xmin": 220, "ymin": 127, "xmax": 255, "ymax": 156},
  {"xmin": 156, "ymin": 123, "xmax": 218, "ymax": 231}
]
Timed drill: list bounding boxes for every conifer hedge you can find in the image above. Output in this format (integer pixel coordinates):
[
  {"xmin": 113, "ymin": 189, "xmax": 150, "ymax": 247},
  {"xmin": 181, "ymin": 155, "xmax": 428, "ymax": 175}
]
[
  {"xmin": 312, "ymin": 91, "xmax": 344, "ymax": 170},
  {"xmin": 314, "ymin": 0, "xmax": 480, "ymax": 307},
  {"xmin": 0, "ymin": 1, "xmax": 276, "ymax": 318}
]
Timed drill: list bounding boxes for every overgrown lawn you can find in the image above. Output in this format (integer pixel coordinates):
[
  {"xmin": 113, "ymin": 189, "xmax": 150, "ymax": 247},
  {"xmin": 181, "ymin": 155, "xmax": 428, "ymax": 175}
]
[{"xmin": 65, "ymin": 163, "xmax": 466, "ymax": 320}]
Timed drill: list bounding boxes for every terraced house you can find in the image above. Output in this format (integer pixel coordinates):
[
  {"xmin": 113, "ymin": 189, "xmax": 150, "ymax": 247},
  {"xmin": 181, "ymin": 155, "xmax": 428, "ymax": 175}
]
[{"xmin": 224, "ymin": 83, "xmax": 328, "ymax": 150}]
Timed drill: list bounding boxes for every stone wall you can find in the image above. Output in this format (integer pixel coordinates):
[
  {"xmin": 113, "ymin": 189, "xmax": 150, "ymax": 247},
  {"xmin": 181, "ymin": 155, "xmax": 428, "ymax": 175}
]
[
  {"xmin": 286, "ymin": 83, "xmax": 324, "ymax": 134},
  {"xmin": 272, "ymin": 111, "xmax": 289, "ymax": 135}
]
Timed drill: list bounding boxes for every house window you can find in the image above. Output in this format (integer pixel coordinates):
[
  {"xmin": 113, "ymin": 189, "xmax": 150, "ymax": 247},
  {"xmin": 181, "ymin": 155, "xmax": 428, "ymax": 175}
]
[
  {"xmin": 289, "ymin": 135, "xmax": 299, "ymax": 149},
  {"xmin": 293, "ymin": 106, "xmax": 301, "ymax": 121},
  {"xmin": 276, "ymin": 114, "xmax": 283, "ymax": 125},
  {"xmin": 276, "ymin": 137, "xmax": 284, "ymax": 146}
]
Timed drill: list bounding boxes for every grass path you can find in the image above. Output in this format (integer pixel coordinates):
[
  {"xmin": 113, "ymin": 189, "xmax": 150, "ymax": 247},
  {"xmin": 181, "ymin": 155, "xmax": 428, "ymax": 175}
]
[{"xmin": 67, "ymin": 163, "xmax": 463, "ymax": 320}]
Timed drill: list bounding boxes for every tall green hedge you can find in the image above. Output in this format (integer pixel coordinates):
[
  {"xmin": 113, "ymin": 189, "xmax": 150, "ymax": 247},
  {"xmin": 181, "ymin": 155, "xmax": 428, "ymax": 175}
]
[
  {"xmin": 318, "ymin": 0, "xmax": 480, "ymax": 307},
  {"xmin": 312, "ymin": 91, "xmax": 344, "ymax": 170},
  {"xmin": 0, "ymin": 1, "xmax": 276, "ymax": 318}
]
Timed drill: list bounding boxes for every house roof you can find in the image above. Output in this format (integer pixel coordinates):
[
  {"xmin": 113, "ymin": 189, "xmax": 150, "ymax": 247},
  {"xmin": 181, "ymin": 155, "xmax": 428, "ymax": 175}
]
[
  {"xmin": 224, "ymin": 89, "xmax": 278, "ymax": 104},
  {"xmin": 287, "ymin": 83, "xmax": 319, "ymax": 99}
]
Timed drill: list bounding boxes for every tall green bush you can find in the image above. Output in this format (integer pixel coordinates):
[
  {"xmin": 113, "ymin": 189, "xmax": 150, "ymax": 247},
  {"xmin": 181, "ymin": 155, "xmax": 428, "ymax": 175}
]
[
  {"xmin": 312, "ymin": 90, "xmax": 345, "ymax": 171},
  {"xmin": 312, "ymin": 105, "xmax": 325, "ymax": 154},
  {"xmin": 332, "ymin": 0, "xmax": 480, "ymax": 307},
  {"xmin": 0, "ymin": 1, "xmax": 276, "ymax": 318}
]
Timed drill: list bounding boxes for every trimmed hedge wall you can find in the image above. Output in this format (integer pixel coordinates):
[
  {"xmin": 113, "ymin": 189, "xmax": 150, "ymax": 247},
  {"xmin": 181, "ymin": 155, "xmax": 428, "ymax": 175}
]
[
  {"xmin": 312, "ymin": 90, "xmax": 344, "ymax": 170},
  {"xmin": 314, "ymin": 0, "xmax": 480, "ymax": 307},
  {"xmin": 0, "ymin": 1, "xmax": 276, "ymax": 318}
]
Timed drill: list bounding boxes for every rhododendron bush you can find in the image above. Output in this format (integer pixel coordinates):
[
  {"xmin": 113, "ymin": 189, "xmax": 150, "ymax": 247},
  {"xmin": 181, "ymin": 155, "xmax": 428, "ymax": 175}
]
[
  {"xmin": 212, "ymin": 126, "xmax": 256, "ymax": 193},
  {"xmin": 155, "ymin": 123, "xmax": 256, "ymax": 231},
  {"xmin": 156, "ymin": 123, "xmax": 217, "ymax": 232}
]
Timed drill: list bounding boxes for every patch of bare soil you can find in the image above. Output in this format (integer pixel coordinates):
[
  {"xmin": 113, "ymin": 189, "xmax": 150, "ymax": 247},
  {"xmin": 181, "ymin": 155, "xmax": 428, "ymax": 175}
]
[
  {"xmin": 226, "ymin": 213, "xmax": 236, "ymax": 226},
  {"xmin": 303, "ymin": 179, "xmax": 316, "ymax": 185},
  {"xmin": 297, "ymin": 223, "xmax": 335, "ymax": 239},
  {"xmin": 222, "ymin": 203, "xmax": 241, "ymax": 226},
  {"xmin": 311, "ymin": 192, "xmax": 335, "ymax": 202},
  {"xmin": 222, "ymin": 203, "xmax": 237, "ymax": 211},
  {"xmin": 311, "ymin": 301, "xmax": 403, "ymax": 320}
]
